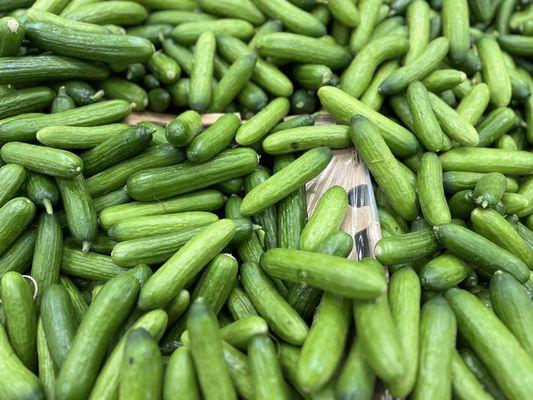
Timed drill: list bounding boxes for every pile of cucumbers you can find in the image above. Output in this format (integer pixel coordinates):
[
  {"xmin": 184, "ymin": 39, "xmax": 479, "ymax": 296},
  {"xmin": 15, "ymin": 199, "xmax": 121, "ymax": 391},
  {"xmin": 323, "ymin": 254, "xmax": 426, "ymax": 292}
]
[{"xmin": 0, "ymin": 0, "xmax": 533, "ymax": 399}]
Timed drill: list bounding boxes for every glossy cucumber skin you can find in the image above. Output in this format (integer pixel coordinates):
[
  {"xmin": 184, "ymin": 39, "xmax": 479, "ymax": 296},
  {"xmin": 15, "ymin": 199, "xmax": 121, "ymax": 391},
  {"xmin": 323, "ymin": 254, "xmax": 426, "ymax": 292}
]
[
  {"xmin": 61, "ymin": 1, "xmax": 148, "ymax": 25},
  {"xmin": 0, "ymin": 100, "xmax": 130, "ymax": 143},
  {"xmin": 435, "ymin": 223, "xmax": 530, "ymax": 282},
  {"xmin": 101, "ymin": 79, "xmax": 148, "ymax": 112},
  {"xmin": 127, "ymin": 148, "xmax": 258, "ymax": 201},
  {"xmin": 349, "ymin": 0, "xmax": 383, "ymax": 53},
  {"xmin": 36, "ymin": 318, "xmax": 56, "ymax": 400},
  {"xmin": 0, "ymin": 163, "xmax": 26, "ymax": 208},
  {"xmin": 56, "ymin": 273, "xmax": 140, "ymax": 400},
  {"xmin": 198, "ymin": 0, "xmax": 264, "ymax": 25},
  {"xmin": 0, "ymin": 271, "xmax": 38, "ymax": 372},
  {"xmin": 439, "ymin": 148, "xmax": 533, "ymax": 175},
  {"xmin": 240, "ymin": 147, "xmax": 331, "ymax": 216},
  {"xmin": 442, "ymin": 171, "xmax": 518, "ymax": 194},
  {"xmin": 0, "ymin": 197, "xmax": 36, "ymax": 256},
  {"xmin": 442, "ymin": 0, "xmax": 469, "ymax": 65},
  {"xmin": 451, "ymin": 351, "xmax": 493, "ymax": 400},
  {"xmin": 0, "ymin": 87, "xmax": 54, "ymax": 119},
  {"xmin": 263, "ymin": 125, "xmax": 350, "ymax": 154},
  {"xmin": 445, "ymin": 288, "xmax": 533, "ymax": 400},
  {"xmin": 57, "ymin": 174, "xmax": 97, "ymax": 251},
  {"xmin": 420, "ymin": 253, "xmax": 470, "ymax": 290},
  {"xmin": 36, "ymin": 124, "xmax": 128, "ymax": 149}
]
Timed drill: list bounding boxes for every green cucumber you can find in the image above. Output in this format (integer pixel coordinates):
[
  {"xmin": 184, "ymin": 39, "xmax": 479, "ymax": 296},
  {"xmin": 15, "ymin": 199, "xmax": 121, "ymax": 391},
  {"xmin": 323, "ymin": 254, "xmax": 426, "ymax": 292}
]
[
  {"xmin": 127, "ymin": 148, "xmax": 258, "ymax": 201},
  {"xmin": 89, "ymin": 309, "xmax": 168, "ymax": 400},
  {"xmin": 31, "ymin": 213, "xmax": 62, "ymax": 302},
  {"xmin": 62, "ymin": 1, "xmax": 148, "ymax": 25},
  {"xmin": 249, "ymin": 334, "xmax": 289, "ymax": 400},
  {"xmin": 472, "ymin": 172, "xmax": 507, "ymax": 208},
  {"xmin": 478, "ymin": 37, "xmax": 512, "ymax": 107},
  {"xmin": 263, "ymin": 125, "xmax": 350, "ymax": 155},
  {"xmin": 61, "ymin": 246, "xmax": 126, "ymax": 281},
  {"xmin": 187, "ymin": 113, "xmax": 240, "ymax": 163},
  {"xmin": 171, "ymin": 18, "xmax": 254, "ymax": 45},
  {"xmin": 442, "ymin": 0, "xmax": 469, "ymax": 65},
  {"xmin": 350, "ymin": 116, "xmax": 418, "ymax": 221},
  {"xmin": 517, "ymin": 176, "xmax": 533, "ymax": 217},
  {"xmin": 58, "ymin": 275, "xmax": 87, "ymax": 321},
  {"xmin": 446, "ymin": 288, "xmax": 533, "ymax": 400},
  {"xmin": 353, "ymin": 259, "xmax": 405, "ymax": 386},
  {"xmin": 261, "ymin": 248, "xmax": 386, "ymax": 299},
  {"xmin": 99, "ymin": 189, "xmax": 224, "ymax": 229},
  {"xmin": 163, "ymin": 347, "xmax": 200, "ymax": 400},
  {"xmin": 388, "ymin": 267, "xmax": 420, "ymax": 397},
  {"xmin": 241, "ymin": 147, "xmax": 331, "ymax": 216},
  {"xmin": 244, "ymin": 169, "xmax": 278, "ymax": 250},
  {"xmin": 0, "ymin": 163, "xmax": 25, "ymax": 208},
  {"xmin": 216, "ymin": 316, "xmax": 268, "ymax": 350},
  {"xmin": 189, "ymin": 31, "xmax": 215, "ymax": 112},
  {"xmin": 293, "ymin": 64, "xmax": 333, "ymax": 90},
  {"xmin": 443, "ymin": 171, "xmax": 518, "ymax": 194},
  {"xmin": 456, "ymin": 83, "xmax": 490, "ymax": 125},
  {"xmin": 299, "ymin": 186, "xmax": 347, "ymax": 251},
  {"xmin": 147, "ymin": 88, "xmax": 170, "ymax": 112},
  {"xmin": 0, "ymin": 55, "xmax": 109, "ymax": 86},
  {"xmin": 36, "ymin": 318, "xmax": 55, "ymax": 400},
  {"xmin": 0, "ymin": 87, "xmax": 54, "ymax": 119},
  {"xmin": 1, "ymin": 142, "xmax": 82, "ymax": 178},
  {"xmin": 0, "ymin": 17, "xmax": 24, "ymax": 56},
  {"xmin": 335, "ymin": 336, "xmax": 375, "ymax": 400},
  {"xmin": 80, "ymin": 124, "xmax": 153, "ymax": 176},
  {"xmin": 63, "ymin": 80, "xmax": 104, "ymax": 106},
  {"xmin": 56, "ymin": 273, "xmax": 140, "ymax": 400},
  {"xmin": 418, "ymin": 152, "xmax": 451, "ymax": 226},
  {"xmin": 25, "ymin": 21, "xmax": 154, "ymax": 63},
  {"xmin": 127, "ymin": 24, "xmax": 172, "ymax": 45},
  {"xmin": 227, "ymin": 287, "xmax": 258, "ymax": 320},
  {"xmin": 406, "ymin": 81, "xmax": 446, "ymax": 151},
  {"xmin": 119, "ymin": 329, "xmax": 163, "ymax": 400},
  {"xmin": 0, "ymin": 271, "xmax": 38, "ymax": 371},
  {"xmin": 198, "ymin": 0, "xmax": 264, "ymax": 25},
  {"xmin": 138, "ymin": 219, "xmax": 235, "ymax": 310},
  {"xmin": 253, "ymin": 0, "xmax": 325, "ymax": 37},
  {"xmin": 241, "ymin": 261, "xmax": 308, "ymax": 345},
  {"xmin": 0, "ymin": 197, "xmax": 35, "ymax": 256},
  {"xmin": 420, "ymin": 253, "xmax": 470, "ymax": 290},
  {"xmin": 211, "ymin": 54, "xmax": 256, "ymax": 112},
  {"xmin": 412, "ymin": 296, "xmax": 456, "ymax": 400},
  {"xmin": 435, "ymin": 223, "xmax": 530, "ymax": 282},
  {"xmin": 40, "ymin": 284, "xmax": 78, "ymax": 369},
  {"xmin": 187, "ymin": 299, "xmax": 237, "ymax": 400},
  {"xmin": 471, "ymin": 207, "xmax": 533, "ymax": 268},
  {"xmin": 349, "ymin": 0, "xmax": 383, "ymax": 53},
  {"xmin": 101, "ymin": 79, "xmax": 148, "ymax": 111},
  {"xmin": 318, "ymin": 86, "xmax": 420, "ymax": 157},
  {"xmin": 361, "ymin": 60, "xmax": 400, "ymax": 111},
  {"xmin": 297, "ymin": 292, "xmax": 350, "ymax": 392},
  {"xmin": 256, "ymin": 32, "xmax": 351, "ymax": 69},
  {"xmin": 57, "ymin": 174, "xmax": 97, "ymax": 251},
  {"xmin": 37, "ymin": 124, "xmax": 128, "ymax": 149},
  {"xmin": 0, "ymin": 321, "xmax": 43, "ymax": 400},
  {"xmin": 404, "ymin": 0, "xmax": 430, "ymax": 64},
  {"xmin": 451, "ymin": 351, "xmax": 493, "ymax": 400},
  {"xmin": 87, "ymin": 144, "xmax": 184, "ymax": 197},
  {"xmin": 490, "ymin": 271, "xmax": 533, "ymax": 358},
  {"xmin": 236, "ymin": 97, "xmax": 289, "ymax": 146},
  {"xmin": 476, "ymin": 107, "xmax": 518, "ymax": 147},
  {"xmin": 439, "ymin": 147, "xmax": 533, "ymax": 175},
  {"xmin": 0, "ymin": 229, "xmax": 36, "ymax": 277},
  {"xmin": 51, "ymin": 86, "xmax": 75, "ymax": 113},
  {"xmin": 374, "ymin": 228, "xmax": 440, "ymax": 265},
  {"xmin": 379, "ymin": 37, "xmax": 450, "ymax": 95},
  {"xmin": 0, "ymin": 99, "xmax": 130, "ymax": 143},
  {"xmin": 290, "ymin": 89, "xmax": 316, "ymax": 115},
  {"xmin": 92, "ymin": 187, "xmax": 131, "ymax": 214},
  {"xmin": 216, "ymin": 35, "xmax": 293, "ymax": 97},
  {"xmin": 498, "ymin": 34, "xmax": 533, "ymax": 56},
  {"xmin": 165, "ymin": 110, "xmax": 202, "ymax": 147}
]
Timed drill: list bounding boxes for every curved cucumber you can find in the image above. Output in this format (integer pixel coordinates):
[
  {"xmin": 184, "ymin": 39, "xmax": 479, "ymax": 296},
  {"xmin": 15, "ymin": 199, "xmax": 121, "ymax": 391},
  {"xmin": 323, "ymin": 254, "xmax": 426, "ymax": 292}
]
[
  {"xmin": 36, "ymin": 124, "xmax": 128, "ymax": 149},
  {"xmin": 0, "ymin": 197, "xmax": 35, "ymax": 256},
  {"xmin": 0, "ymin": 163, "xmax": 26, "ymax": 208}
]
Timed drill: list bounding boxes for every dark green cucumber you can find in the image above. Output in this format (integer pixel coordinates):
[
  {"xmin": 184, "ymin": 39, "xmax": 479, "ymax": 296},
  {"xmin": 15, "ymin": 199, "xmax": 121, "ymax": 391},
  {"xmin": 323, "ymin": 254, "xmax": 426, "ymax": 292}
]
[
  {"xmin": 119, "ymin": 329, "xmax": 163, "ymax": 400},
  {"xmin": 1, "ymin": 142, "xmax": 82, "ymax": 178},
  {"xmin": 0, "ymin": 87, "xmax": 54, "ymax": 119},
  {"xmin": 215, "ymin": 177, "xmax": 243, "ymax": 195},
  {"xmin": 87, "ymin": 144, "xmax": 184, "ymax": 197},
  {"xmin": 61, "ymin": 1, "xmax": 148, "ymax": 25},
  {"xmin": 0, "ymin": 100, "xmax": 130, "ymax": 143},
  {"xmin": 0, "ymin": 16, "xmax": 24, "ymax": 56},
  {"xmin": 0, "ymin": 229, "xmax": 36, "ymax": 277},
  {"xmin": 128, "ymin": 24, "xmax": 172, "ymax": 45},
  {"xmin": 55, "ymin": 273, "xmax": 140, "ymax": 400},
  {"xmin": 187, "ymin": 113, "xmax": 240, "ymax": 163},
  {"xmin": 61, "ymin": 246, "xmax": 126, "ymax": 281},
  {"xmin": 57, "ymin": 174, "xmax": 97, "ymax": 252},
  {"xmin": 40, "ymin": 284, "xmax": 79, "ymax": 370},
  {"xmin": 100, "ymin": 189, "xmax": 224, "ymax": 229},
  {"xmin": 58, "ymin": 275, "xmax": 87, "ymax": 321},
  {"xmin": 127, "ymin": 148, "xmax": 258, "ymax": 201},
  {"xmin": 244, "ymin": 169, "xmax": 277, "ymax": 250},
  {"xmin": 263, "ymin": 125, "xmax": 349, "ymax": 155},
  {"xmin": 51, "ymin": 87, "xmax": 75, "ymax": 114},
  {"xmin": 0, "ymin": 55, "xmax": 109, "ymax": 86},
  {"xmin": 80, "ymin": 124, "xmax": 153, "ymax": 176},
  {"xmin": 36, "ymin": 124, "xmax": 128, "ymax": 149},
  {"xmin": 412, "ymin": 296, "xmax": 456, "ymax": 400},
  {"xmin": 92, "ymin": 188, "xmax": 131, "ymax": 215},
  {"xmin": 445, "ymin": 288, "xmax": 533, "ymax": 400},
  {"xmin": 187, "ymin": 298, "xmax": 237, "ymax": 400},
  {"xmin": 374, "ymin": 229, "xmax": 440, "ymax": 265},
  {"xmin": 240, "ymin": 147, "xmax": 331, "ymax": 216},
  {"xmin": 0, "ymin": 271, "xmax": 38, "ymax": 371},
  {"xmin": 62, "ymin": 80, "xmax": 104, "ymax": 106},
  {"xmin": 165, "ymin": 110, "xmax": 202, "ymax": 147},
  {"xmin": 138, "ymin": 219, "xmax": 235, "ymax": 310},
  {"xmin": 248, "ymin": 334, "xmax": 289, "ymax": 400},
  {"xmin": 0, "ymin": 321, "xmax": 43, "ymax": 400},
  {"xmin": 31, "ymin": 213, "xmax": 62, "ymax": 302},
  {"xmin": 336, "ymin": 335, "xmax": 376, "ymax": 400},
  {"xmin": 0, "ymin": 163, "xmax": 26, "ymax": 208},
  {"xmin": 435, "ymin": 223, "xmax": 530, "ymax": 282},
  {"xmin": 0, "ymin": 197, "xmax": 35, "ymax": 256}
]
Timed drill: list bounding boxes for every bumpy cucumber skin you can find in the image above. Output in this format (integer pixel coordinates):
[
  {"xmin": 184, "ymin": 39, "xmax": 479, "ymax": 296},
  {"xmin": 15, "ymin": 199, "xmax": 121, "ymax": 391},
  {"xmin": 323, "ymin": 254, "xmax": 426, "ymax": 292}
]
[
  {"xmin": 189, "ymin": 31, "xmax": 216, "ymax": 112},
  {"xmin": 0, "ymin": 163, "xmax": 26, "ymax": 208},
  {"xmin": 418, "ymin": 152, "xmax": 451, "ymax": 226},
  {"xmin": 442, "ymin": 0, "xmax": 469, "ymax": 65},
  {"xmin": 478, "ymin": 37, "xmax": 512, "ymax": 107},
  {"xmin": 0, "ymin": 197, "xmax": 36, "ymax": 256},
  {"xmin": 163, "ymin": 347, "xmax": 200, "ymax": 400}
]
